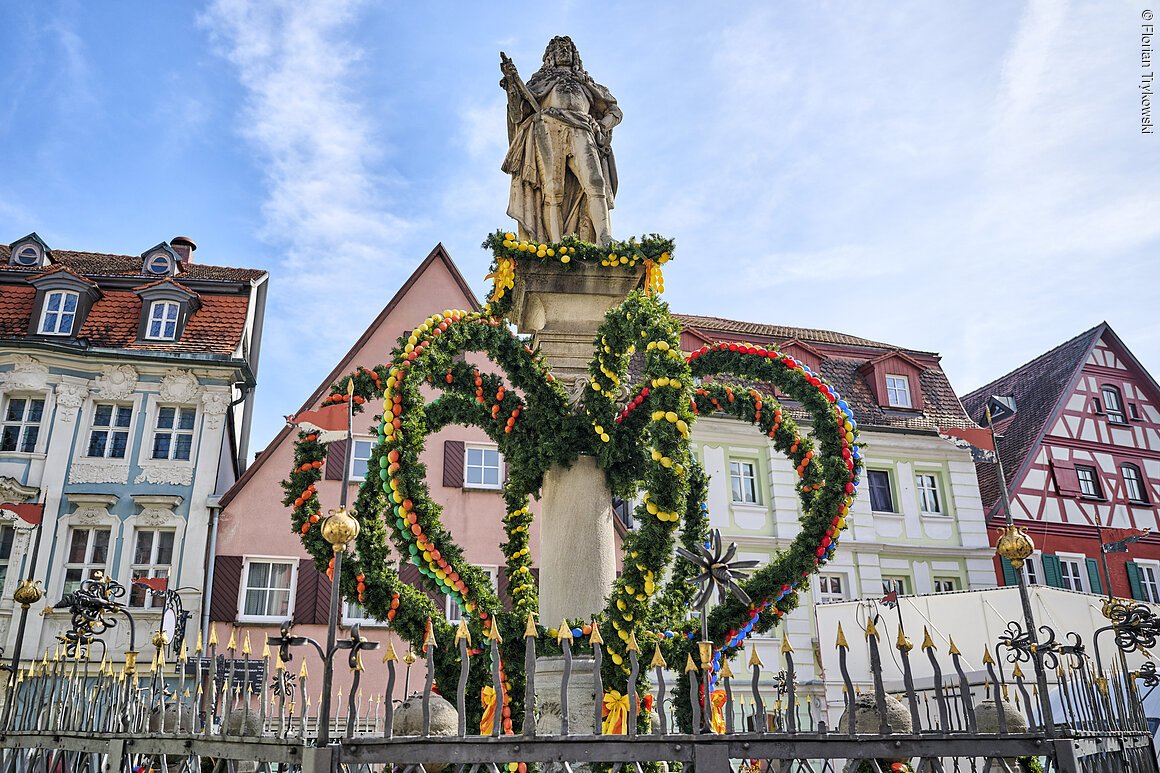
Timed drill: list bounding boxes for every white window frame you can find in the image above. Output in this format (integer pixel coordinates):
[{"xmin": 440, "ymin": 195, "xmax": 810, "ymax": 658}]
[
  {"xmin": 885, "ymin": 374, "xmax": 912, "ymax": 408},
  {"xmin": 816, "ymin": 574, "xmax": 847, "ymax": 603},
  {"xmin": 1076, "ymin": 465, "xmax": 1103, "ymax": 499},
  {"xmin": 0, "ymin": 394, "xmax": 45, "ymax": 454},
  {"xmin": 1102, "ymin": 386, "xmax": 1127, "ymax": 424},
  {"xmin": 1137, "ymin": 561, "xmax": 1160, "ymax": 603},
  {"xmin": 128, "ymin": 528, "xmax": 176, "ymax": 609},
  {"xmin": 730, "ymin": 459, "xmax": 760, "ymax": 505},
  {"xmin": 882, "ymin": 576, "xmax": 910, "ymax": 596},
  {"xmin": 915, "ymin": 472, "xmax": 943, "ymax": 514},
  {"xmin": 1057, "ymin": 554, "xmax": 1087, "ymax": 593},
  {"xmin": 63, "ymin": 526, "xmax": 113, "ymax": 597},
  {"xmin": 344, "ymin": 599, "xmax": 390, "ymax": 627},
  {"xmin": 866, "ymin": 469, "xmax": 896, "ymax": 513},
  {"xmin": 237, "ymin": 557, "xmax": 298, "ymax": 623},
  {"xmin": 350, "ymin": 437, "xmax": 375, "ymax": 482},
  {"xmin": 85, "ymin": 402, "xmax": 135, "ymax": 459},
  {"xmin": 464, "ymin": 444, "xmax": 503, "ymax": 490},
  {"xmin": 145, "ymin": 300, "xmax": 180, "ymax": 341},
  {"xmin": 447, "ymin": 566, "xmax": 498, "ymax": 623},
  {"xmin": 933, "ymin": 577, "xmax": 958, "ymax": 593},
  {"xmin": 149, "ymin": 405, "xmax": 197, "ymax": 461},
  {"xmin": 1022, "ymin": 553, "xmax": 1040, "ymax": 586},
  {"xmin": 1122, "ymin": 463, "xmax": 1149, "ymax": 504},
  {"xmin": 39, "ymin": 290, "xmax": 79, "ymax": 335}
]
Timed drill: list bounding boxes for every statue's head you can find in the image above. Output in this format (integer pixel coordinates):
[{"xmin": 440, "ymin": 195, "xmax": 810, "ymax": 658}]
[{"xmin": 543, "ymin": 36, "xmax": 582, "ymax": 72}]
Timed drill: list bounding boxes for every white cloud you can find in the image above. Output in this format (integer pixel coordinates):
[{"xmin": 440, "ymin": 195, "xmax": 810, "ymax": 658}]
[{"xmin": 199, "ymin": 0, "xmax": 412, "ymax": 369}]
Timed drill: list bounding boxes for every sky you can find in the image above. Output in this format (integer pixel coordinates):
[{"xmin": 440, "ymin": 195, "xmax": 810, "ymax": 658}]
[{"xmin": 1, "ymin": 1, "xmax": 1157, "ymax": 455}]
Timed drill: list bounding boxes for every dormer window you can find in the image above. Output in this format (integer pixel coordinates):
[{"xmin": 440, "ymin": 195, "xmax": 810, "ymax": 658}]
[
  {"xmin": 8, "ymin": 233, "xmax": 52, "ymax": 268},
  {"xmin": 146, "ymin": 301, "xmax": 180, "ymax": 340},
  {"xmin": 39, "ymin": 290, "xmax": 79, "ymax": 335},
  {"xmin": 885, "ymin": 375, "xmax": 912, "ymax": 408}
]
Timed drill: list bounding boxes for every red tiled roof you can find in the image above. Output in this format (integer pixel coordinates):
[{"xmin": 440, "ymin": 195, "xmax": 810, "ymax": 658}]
[
  {"xmin": 0, "ymin": 286, "xmax": 250, "ymax": 355},
  {"xmin": 674, "ymin": 313, "xmax": 923, "ymax": 352},
  {"xmin": 0, "ymin": 245, "xmax": 266, "ymax": 283},
  {"xmin": 961, "ymin": 324, "xmax": 1103, "ymax": 512},
  {"xmin": 677, "ymin": 315, "xmax": 976, "ymax": 432}
]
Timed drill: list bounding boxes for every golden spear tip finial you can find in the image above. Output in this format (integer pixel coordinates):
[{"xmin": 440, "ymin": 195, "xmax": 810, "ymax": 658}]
[
  {"xmin": 383, "ymin": 641, "xmax": 399, "ymax": 663},
  {"xmin": 1012, "ymin": 662, "xmax": 1025, "ymax": 679},
  {"xmin": 948, "ymin": 637, "xmax": 962, "ymax": 656},
  {"xmin": 748, "ymin": 646, "xmax": 763, "ymax": 668},
  {"xmin": 982, "ymin": 645, "xmax": 994, "ymax": 665},
  {"xmin": 589, "ymin": 621, "xmax": 604, "ymax": 646},
  {"xmin": 422, "ymin": 618, "xmax": 437, "ymax": 651},
  {"xmin": 685, "ymin": 653, "xmax": 699, "ymax": 673},
  {"xmin": 455, "ymin": 619, "xmax": 472, "ymax": 646},
  {"xmin": 650, "ymin": 643, "xmax": 667, "ymax": 670},
  {"xmin": 524, "ymin": 612, "xmax": 538, "ymax": 639},
  {"xmin": 626, "ymin": 631, "xmax": 640, "ymax": 653},
  {"xmin": 179, "ymin": 643, "xmax": 189, "ymax": 663},
  {"xmin": 556, "ymin": 620, "xmax": 573, "ymax": 645},
  {"xmin": 835, "ymin": 623, "xmax": 849, "ymax": 649},
  {"xmin": 864, "ymin": 617, "xmax": 879, "ymax": 640},
  {"xmin": 921, "ymin": 627, "xmax": 936, "ymax": 651},
  {"xmin": 226, "ymin": 627, "xmax": 238, "ymax": 652},
  {"xmin": 208, "ymin": 624, "xmax": 219, "ymax": 648},
  {"xmin": 781, "ymin": 636, "xmax": 794, "ymax": 655},
  {"xmin": 299, "ymin": 659, "xmax": 309, "ymax": 679},
  {"xmin": 242, "ymin": 631, "xmax": 252, "ymax": 656},
  {"xmin": 486, "ymin": 619, "xmax": 502, "ymax": 644},
  {"xmin": 195, "ymin": 630, "xmax": 204, "ymax": 655},
  {"xmin": 719, "ymin": 658, "xmax": 734, "ymax": 679},
  {"xmin": 275, "ymin": 654, "xmax": 285, "ymax": 672}
]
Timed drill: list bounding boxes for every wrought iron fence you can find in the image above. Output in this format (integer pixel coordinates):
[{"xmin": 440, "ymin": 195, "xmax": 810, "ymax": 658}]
[{"xmin": 1, "ymin": 611, "xmax": 1156, "ymax": 773}]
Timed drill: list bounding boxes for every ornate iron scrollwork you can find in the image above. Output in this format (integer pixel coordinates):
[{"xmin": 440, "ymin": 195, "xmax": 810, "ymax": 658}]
[
  {"xmin": 1135, "ymin": 660, "xmax": 1160, "ymax": 687},
  {"xmin": 55, "ymin": 573, "xmax": 134, "ymax": 657},
  {"xmin": 1103, "ymin": 598, "xmax": 1160, "ymax": 654},
  {"xmin": 998, "ymin": 620, "xmax": 1085, "ymax": 670}
]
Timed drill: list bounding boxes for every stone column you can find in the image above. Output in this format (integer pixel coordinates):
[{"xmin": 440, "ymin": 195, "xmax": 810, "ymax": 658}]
[{"xmin": 509, "ymin": 261, "xmax": 644, "ymax": 626}]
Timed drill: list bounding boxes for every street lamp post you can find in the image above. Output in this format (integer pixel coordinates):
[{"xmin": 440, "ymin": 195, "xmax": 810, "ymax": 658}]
[{"xmin": 988, "ymin": 405, "xmax": 1055, "ymax": 736}]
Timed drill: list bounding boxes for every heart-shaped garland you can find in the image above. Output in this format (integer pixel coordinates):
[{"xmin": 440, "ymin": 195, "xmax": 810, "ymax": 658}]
[{"xmin": 283, "ymin": 236, "xmax": 862, "ymax": 732}]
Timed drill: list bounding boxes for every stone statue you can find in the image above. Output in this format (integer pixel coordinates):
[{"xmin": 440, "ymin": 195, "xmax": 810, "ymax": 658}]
[{"xmin": 500, "ymin": 36, "xmax": 622, "ymax": 245}]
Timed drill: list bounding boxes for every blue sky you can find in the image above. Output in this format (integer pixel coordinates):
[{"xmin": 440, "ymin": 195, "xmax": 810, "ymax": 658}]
[{"xmin": 2, "ymin": 1, "xmax": 1157, "ymax": 453}]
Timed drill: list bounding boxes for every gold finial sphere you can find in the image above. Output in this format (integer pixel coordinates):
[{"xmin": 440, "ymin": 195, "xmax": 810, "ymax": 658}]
[
  {"xmin": 13, "ymin": 579, "xmax": 43, "ymax": 609},
  {"xmin": 995, "ymin": 525, "xmax": 1035, "ymax": 569},
  {"xmin": 152, "ymin": 630, "xmax": 170, "ymax": 649},
  {"xmin": 320, "ymin": 506, "xmax": 360, "ymax": 552},
  {"xmin": 403, "ymin": 649, "xmax": 418, "ymax": 666}
]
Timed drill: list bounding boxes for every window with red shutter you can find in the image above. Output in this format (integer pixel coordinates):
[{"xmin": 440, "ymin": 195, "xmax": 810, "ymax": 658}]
[{"xmin": 1049, "ymin": 460, "xmax": 1083, "ymax": 497}]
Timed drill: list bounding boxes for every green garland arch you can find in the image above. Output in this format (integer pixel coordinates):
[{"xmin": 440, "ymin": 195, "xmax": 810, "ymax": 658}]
[{"xmin": 282, "ymin": 233, "xmax": 863, "ymax": 735}]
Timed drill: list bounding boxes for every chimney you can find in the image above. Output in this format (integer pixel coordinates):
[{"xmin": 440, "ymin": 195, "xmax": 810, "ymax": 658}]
[{"xmin": 171, "ymin": 236, "xmax": 197, "ymax": 263}]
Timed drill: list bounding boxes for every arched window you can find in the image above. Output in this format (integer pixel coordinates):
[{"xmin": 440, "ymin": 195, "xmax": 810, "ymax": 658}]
[
  {"xmin": 1122, "ymin": 463, "xmax": 1149, "ymax": 504},
  {"xmin": 1102, "ymin": 385, "xmax": 1126, "ymax": 424}
]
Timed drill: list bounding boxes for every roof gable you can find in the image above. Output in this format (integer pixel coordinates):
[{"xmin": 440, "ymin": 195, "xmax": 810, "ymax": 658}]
[
  {"xmin": 219, "ymin": 243, "xmax": 479, "ymax": 506},
  {"xmin": 962, "ymin": 324, "xmax": 1104, "ymax": 511}
]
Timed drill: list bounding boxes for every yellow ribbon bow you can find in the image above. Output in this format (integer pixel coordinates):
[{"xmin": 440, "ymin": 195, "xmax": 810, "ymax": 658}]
[
  {"xmin": 642, "ymin": 259, "xmax": 665, "ymax": 295},
  {"xmin": 480, "ymin": 685, "xmax": 498, "ymax": 735},
  {"xmin": 709, "ymin": 688, "xmax": 728, "ymax": 734},
  {"xmin": 485, "ymin": 258, "xmax": 516, "ymax": 303},
  {"xmin": 601, "ymin": 689, "xmax": 631, "ymax": 735}
]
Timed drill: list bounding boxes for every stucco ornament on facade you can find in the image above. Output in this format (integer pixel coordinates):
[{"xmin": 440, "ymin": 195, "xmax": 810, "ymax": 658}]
[
  {"xmin": 55, "ymin": 381, "xmax": 90, "ymax": 422},
  {"xmin": 159, "ymin": 368, "xmax": 201, "ymax": 404},
  {"xmin": 0, "ymin": 355, "xmax": 49, "ymax": 391},
  {"xmin": 92, "ymin": 364, "xmax": 138, "ymax": 400},
  {"xmin": 0, "ymin": 476, "xmax": 39, "ymax": 504},
  {"xmin": 201, "ymin": 389, "xmax": 230, "ymax": 429},
  {"xmin": 134, "ymin": 463, "xmax": 193, "ymax": 486},
  {"xmin": 68, "ymin": 461, "xmax": 130, "ymax": 485},
  {"xmin": 132, "ymin": 495, "xmax": 184, "ymax": 526}
]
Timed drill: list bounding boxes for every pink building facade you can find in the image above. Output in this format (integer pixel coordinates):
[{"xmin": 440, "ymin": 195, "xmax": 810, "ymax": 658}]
[{"xmin": 208, "ymin": 246, "xmax": 541, "ymax": 701}]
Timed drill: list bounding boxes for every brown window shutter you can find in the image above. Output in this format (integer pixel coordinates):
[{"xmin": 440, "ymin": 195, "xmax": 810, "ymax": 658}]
[
  {"xmin": 443, "ymin": 440, "xmax": 465, "ymax": 487},
  {"xmin": 294, "ymin": 559, "xmax": 319, "ymax": 625},
  {"xmin": 400, "ymin": 561, "xmax": 442, "ymax": 604},
  {"xmin": 209, "ymin": 555, "xmax": 244, "ymax": 622},
  {"xmin": 325, "ymin": 439, "xmax": 348, "ymax": 480},
  {"xmin": 1049, "ymin": 460, "xmax": 1083, "ymax": 497},
  {"xmin": 314, "ymin": 569, "xmax": 333, "ymax": 625},
  {"xmin": 497, "ymin": 569, "xmax": 511, "ymax": 612}
]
